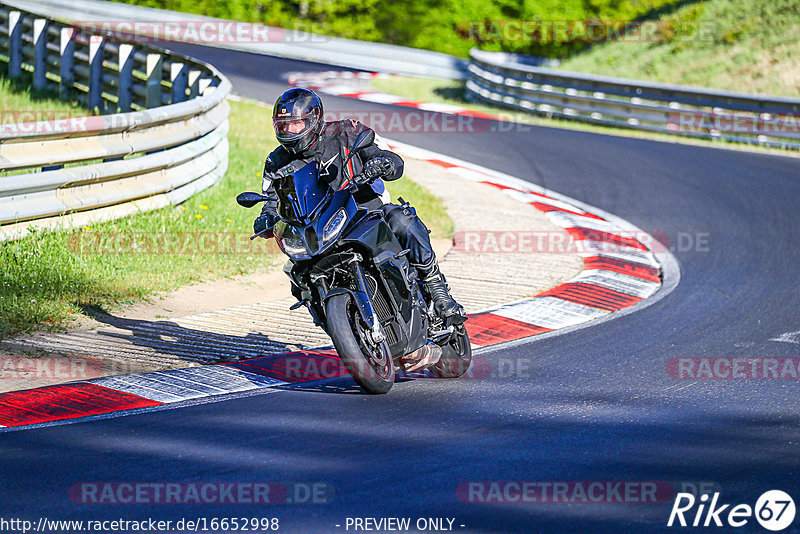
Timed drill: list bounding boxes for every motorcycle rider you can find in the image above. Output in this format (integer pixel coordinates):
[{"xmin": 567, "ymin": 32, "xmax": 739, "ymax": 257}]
[{"xmin": 254, "ymin": 87, "xmax": 465, "ymax": 323}]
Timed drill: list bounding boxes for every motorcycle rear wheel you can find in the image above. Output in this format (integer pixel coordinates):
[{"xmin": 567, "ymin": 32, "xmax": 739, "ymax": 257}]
[
  {"xmin": 325, "ymin": 293, "xmax": 395, "ymax": 394},
  {"xmin": 430, "ymin": 324, "xmax": 472, "ymax": 378}
]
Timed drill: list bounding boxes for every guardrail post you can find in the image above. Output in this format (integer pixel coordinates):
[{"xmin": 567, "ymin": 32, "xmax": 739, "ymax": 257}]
[
  {"xmin": 145, "ymin": 53, "xmax": 163, "ymax": 109},
  {"xmin": 170, "ymin": 62, "xmax": 188, "ymax": 103},
  {"xmin": 8, "ymin": 11, "xmax": 22, "ymax": 78},
  {"xmin": 88, "ymin": 35, "xmax": 105, "ymax": 111},
  {"xmin": 187, "ymin": 69, "xmax": 202, "ymax": 99},
  {"xmin": 199, "ymin": 77, "xmax": 213, "ymax": 96},
  {"xmin": 33, "ymin": 19, "xmax": 49, "ymax": 90},
  {"xmin": 117, "ymin": 43, "xmax": 134, "ymax": 112},
  {"xmin": 59, "ymin": 27, "xmax": 75, "ymax": 99}
]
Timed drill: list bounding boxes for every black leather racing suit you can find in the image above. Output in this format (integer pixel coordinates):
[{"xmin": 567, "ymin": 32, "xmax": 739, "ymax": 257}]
[{"xmin": 259, "ymin": 119, "xmax": 437, "ymax": 273}]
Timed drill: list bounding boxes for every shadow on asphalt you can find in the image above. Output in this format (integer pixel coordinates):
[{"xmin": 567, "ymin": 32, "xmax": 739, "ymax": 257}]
[{"xmin": 79, "ymin": 304, "xmax": 298, "ymax": 364}]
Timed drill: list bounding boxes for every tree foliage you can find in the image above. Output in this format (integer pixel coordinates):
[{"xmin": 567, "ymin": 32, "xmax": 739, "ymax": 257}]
[{"xmin": 113, "ymin": 0, "xmax": 686, "ymax": 58}]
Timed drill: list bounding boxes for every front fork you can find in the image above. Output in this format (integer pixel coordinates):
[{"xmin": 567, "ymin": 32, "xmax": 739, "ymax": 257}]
[
  {"xmin": 298, "ymin": 255, "xmax": 385, "ymax": 346},
  {"xmin": 347, "ymin": 257, "xmax": 386, "ymax": 345}
]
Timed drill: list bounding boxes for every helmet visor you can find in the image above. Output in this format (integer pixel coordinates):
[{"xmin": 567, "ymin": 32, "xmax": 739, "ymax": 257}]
[
  {"xmin": 274, "ymin": 118, "xmax": 307, "ymax": 137},
  {"xmin": 273, "ymin": 109, "xmax": 320, "ymax": 143}
]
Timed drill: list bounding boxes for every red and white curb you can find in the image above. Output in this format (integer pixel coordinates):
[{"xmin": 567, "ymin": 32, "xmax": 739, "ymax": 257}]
[
  {"xmin": 287, "ymin": 70, "xmax": 501, "ymax": 120},
  {"xmin": 0, "ymin": 97, "xmax": 676, "ymax": 430},
  {"xmin": 0, "ymin": 350, "xmax": 346, "ymax": 428},
  {"xmin": 380, "ymin": 139, "xmax": 665, "ymax": 349}
]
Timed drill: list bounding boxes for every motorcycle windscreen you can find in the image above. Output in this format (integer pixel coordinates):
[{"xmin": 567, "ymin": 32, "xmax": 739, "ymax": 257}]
[
  {"xmin": 275, "ymin": 161, "xmax": 329, "ymax": 223},
  {"xmin": 283, "ymin": 161, "xmax": 330, "ymax": 222}
]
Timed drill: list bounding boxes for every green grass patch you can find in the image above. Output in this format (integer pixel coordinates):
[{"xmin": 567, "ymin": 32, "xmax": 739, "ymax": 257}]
[
  {"xmin": 0, "ymin": 87, "xmax": 452, "ymax": 337},
  {"xmin": 558, "ymin": 0, "xmax": 800, "ymax": 97},
  {"xmin": 0, "ymin": 76, "xmax": 83, "ymax": 116}
]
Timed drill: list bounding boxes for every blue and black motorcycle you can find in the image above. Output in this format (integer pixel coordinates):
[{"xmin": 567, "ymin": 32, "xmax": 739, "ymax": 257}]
[{"xmin": 236, "ymin": 130, "xmax": 471, "ymax": 394}]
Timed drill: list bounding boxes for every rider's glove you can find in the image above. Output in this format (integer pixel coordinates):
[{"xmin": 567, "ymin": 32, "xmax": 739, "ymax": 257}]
[
  {"xmin": 362, "ymin": 157, "xmax": 395, "ymax": 183},
  {"xmin": 253, "ymin": 209, "xmax": 279, "ymax": 234}
]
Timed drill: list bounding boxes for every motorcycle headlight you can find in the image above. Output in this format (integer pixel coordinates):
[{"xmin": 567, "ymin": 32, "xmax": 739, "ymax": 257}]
[
  {"xmin": 276, "ymin": 224, "xmax": 309, "ymax": 258},
  {"xmin": 281, "ymin": 237, "xmax": 308, "ymax": 257},
  {"xmin": 322, "ymin": 209, "xmax": 348, "ymax": 245}
]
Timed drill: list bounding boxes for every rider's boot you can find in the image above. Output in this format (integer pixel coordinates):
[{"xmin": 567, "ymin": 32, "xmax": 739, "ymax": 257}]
[{"xmin": 421, "ymin": 262, "xmax": 467, "ymax": 323}]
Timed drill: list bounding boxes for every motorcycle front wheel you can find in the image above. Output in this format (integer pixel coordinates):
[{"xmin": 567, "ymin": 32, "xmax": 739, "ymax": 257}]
[{"xmin": 325, "ymin": 293, "xmax": 395, "ymax": 394}]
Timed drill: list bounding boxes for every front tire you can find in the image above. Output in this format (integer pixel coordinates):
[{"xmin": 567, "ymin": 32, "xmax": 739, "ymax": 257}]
[
  {"xmin": 430, "ymin": 325, "xmax": 472, "ymax": 378},
  {"xmin": 325, "ymin": 293, "xmax": 394, "ymax": 394}
]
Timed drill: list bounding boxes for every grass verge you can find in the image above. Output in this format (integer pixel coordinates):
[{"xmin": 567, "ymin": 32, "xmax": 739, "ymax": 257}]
[
  {"xmin": 558, "ymin": 0, "xmax": 800, "ymax": 98},
  {"xmin": 0, "ymin": 87, "xmax": 452, "ymax": 338}
]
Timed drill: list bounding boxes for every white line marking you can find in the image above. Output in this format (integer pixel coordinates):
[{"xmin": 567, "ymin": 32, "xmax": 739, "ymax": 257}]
[
  {"xmin": 570, "ymin": 269, "xmax": 661, "ymax": 298},
  {"xmin": 501, "ymin": 189, "xmax": 583, "ymax": 213},
  {"xmin": 491, "ymin": 296, "xmax": 608, "ymax": 330},
  {"xmin": 415, "ymin": 102, "xmax": 467, "ymax": 113},
  {"xmin": 355, "ymin": 92, "xmax": 405, "ymax": 104},
  {"xmin": 315, "ymin": 84, "xmax": 361, "ymax": 96},
  {"xmin": 546, "ymin": 211, "xmax": 624, "ymax": 232},
  {"xmin": 576, "ymin": 250, "xmax": 661, "ymax": 269},
  {"xmin": 770, "ymin": 330, "xmax": 800, "ymax": 344},
  {"xmin": 91, "ymin": 367, "xmax": 285, "ymax": 403}
]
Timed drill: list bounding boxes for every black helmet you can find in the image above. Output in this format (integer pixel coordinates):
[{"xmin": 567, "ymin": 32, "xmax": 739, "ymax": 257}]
[{"xmin": 272, "ymin": 88, "xmax": 323, "ymax": 154}]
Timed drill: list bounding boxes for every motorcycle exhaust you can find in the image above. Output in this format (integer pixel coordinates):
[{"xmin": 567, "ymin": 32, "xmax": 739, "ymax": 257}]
[{"xmin": 398, "ymin": 344, "xmax": 443, "ymax": 373}]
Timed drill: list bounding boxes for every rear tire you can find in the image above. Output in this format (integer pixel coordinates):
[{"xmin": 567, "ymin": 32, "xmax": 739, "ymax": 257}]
[
  {"xmin": 325, "ymin": 293, "xmax": 394, "ymax": 394},
  {"xmin": 430, "ymin": 325, "xmax": 472, "ymax": 378}
]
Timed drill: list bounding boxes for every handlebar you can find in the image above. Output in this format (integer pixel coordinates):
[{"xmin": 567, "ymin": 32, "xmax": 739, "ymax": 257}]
[{"xmin": 250, "ymin": 228, "xmax": 275, "ymax": 241}]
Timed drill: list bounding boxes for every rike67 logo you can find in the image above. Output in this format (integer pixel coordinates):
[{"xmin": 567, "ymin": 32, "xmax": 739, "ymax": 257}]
[{"xmin": 668, "ymin": 490, "xmax": 795, "ymax": 531}]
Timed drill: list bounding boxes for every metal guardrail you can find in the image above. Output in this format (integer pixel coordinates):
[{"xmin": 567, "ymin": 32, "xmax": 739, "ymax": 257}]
[
  {"xmin": 467, "ymin": 49, "xmax": 800, "ymax": 150},
  {"xmin": 0, "ymin": 2, "xmax": 231, "ymax": 241}
]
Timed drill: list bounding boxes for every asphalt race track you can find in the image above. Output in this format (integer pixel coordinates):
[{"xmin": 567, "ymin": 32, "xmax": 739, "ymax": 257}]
[{"xmin": 2, "ymin": 43, "xmax": 800, "ymax": 533}]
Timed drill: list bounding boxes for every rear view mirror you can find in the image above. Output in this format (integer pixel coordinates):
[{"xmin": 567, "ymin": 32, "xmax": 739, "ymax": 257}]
[
  {"xmin": 344, "ymin": 129, "xmax": 376, "ymax": 169},
  {"xmin": 351, "ymin": 129, "xmax": 375, "ymax": 152},
  {"xmin": 236, "ymin": 192, "xmax": 269, "ymax": 208}
]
